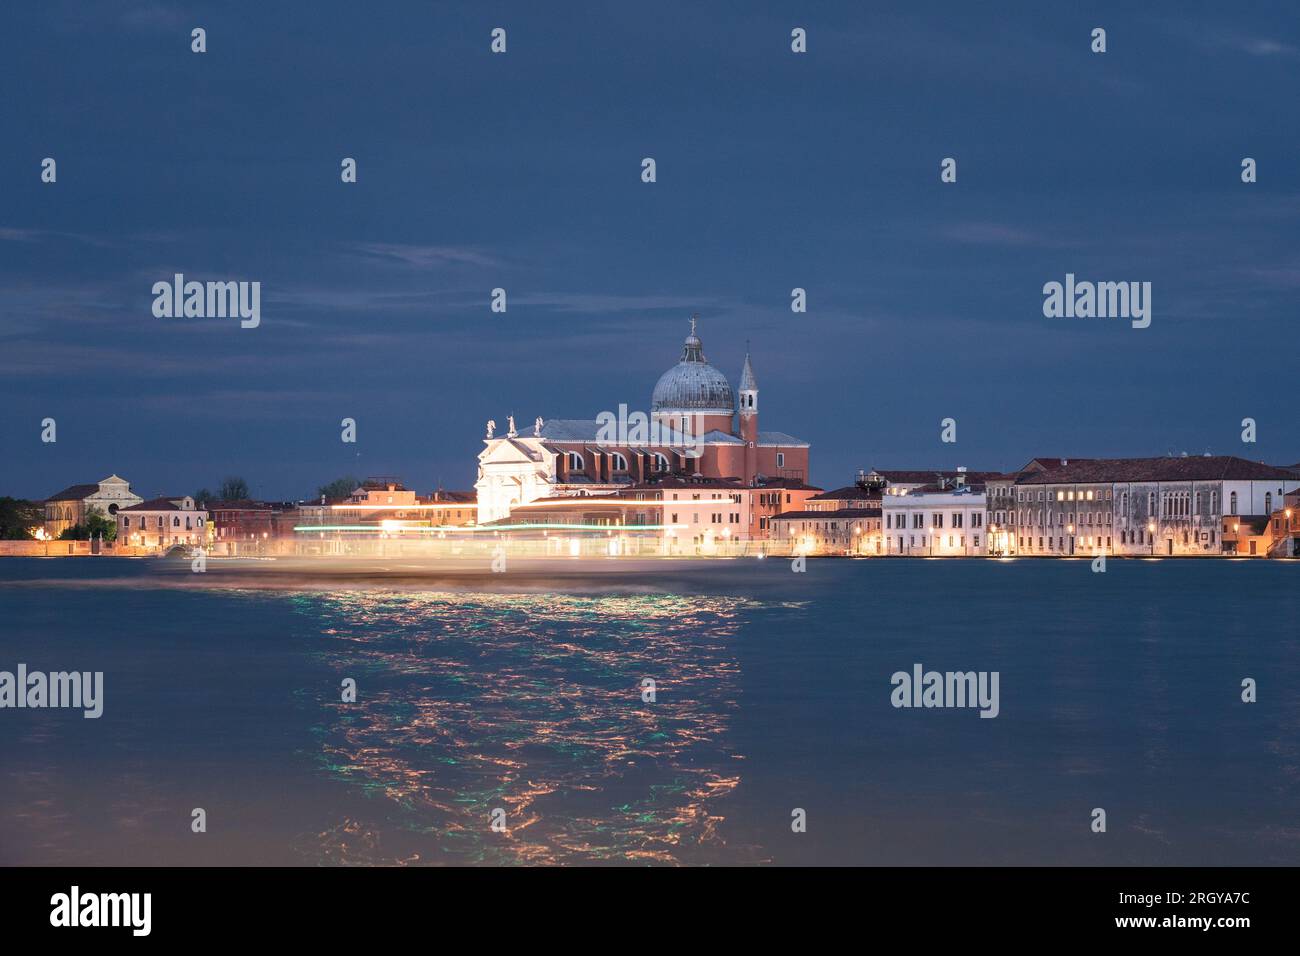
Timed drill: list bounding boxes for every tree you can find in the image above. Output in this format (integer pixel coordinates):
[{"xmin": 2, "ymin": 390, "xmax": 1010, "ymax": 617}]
[
  {"xmin": 193, "ymin": 488, "xmax": 214, "ymax": 507},
  {"xmin": 57, "ymin": 506, "xmax": 117, "ymax": 542},
  {"xmin": 58, "ymin": 507, "xmax": 119, "ymax": 542},
  {"xmin": 316, "ymin": 476, "xmax": 360, "ymax": 501},
  {"xmin": 84, "ymin": 506, "xmax": 117, "ymax": 542},
  {"xmin": 218, "ymin": 476, "xmax": 250, "ymax": 501},
  {"xmin": 0, "ymin": 497, "xmax": 41, "ymax": 540}
]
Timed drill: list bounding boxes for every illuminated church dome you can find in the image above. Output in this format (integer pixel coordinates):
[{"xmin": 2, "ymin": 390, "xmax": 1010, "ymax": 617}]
[{"xmin": 650, "ymin": 318, "xmax": 736, "ymax": 417}]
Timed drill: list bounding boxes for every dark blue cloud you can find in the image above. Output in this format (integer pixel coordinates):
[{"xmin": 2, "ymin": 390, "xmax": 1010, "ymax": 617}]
[{"xmin": 2, "ymin": 1, "xmax": 1298, "ymax": 498}]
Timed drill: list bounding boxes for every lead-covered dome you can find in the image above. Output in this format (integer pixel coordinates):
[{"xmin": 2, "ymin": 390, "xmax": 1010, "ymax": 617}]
[{"xmin": 651, "ymin": 320, "xmax": 735, "ymax": 415}]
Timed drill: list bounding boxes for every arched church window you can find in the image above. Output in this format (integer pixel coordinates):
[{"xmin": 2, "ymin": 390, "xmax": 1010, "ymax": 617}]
[
  {"xmin": 567, "ymin": 452, "xmax": 584, "ymax": 471},
  {"xmin": 652, "ymin": 453, "xmax": 669, "ymax": 473},
  {"xmin": 610, "ymin": 453, "xmax": 629, "ymax": 472}
]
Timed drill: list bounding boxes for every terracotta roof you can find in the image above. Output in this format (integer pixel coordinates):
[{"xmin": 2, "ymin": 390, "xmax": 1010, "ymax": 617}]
[
  {"xmin": 809, "ymin": 485, "xmax": 880, "ymax": 501},
  {"xmin": 45, "ymin": 483, "xmax": 100, "ymax": 502},
  {"xmin": 633, "ymin": 475, "xmax": 745, "ymax": 490},
  {"xmin": 630, "ymin": 474, "xmax": 820, "ymax": 492},
  {"xmin": 1022, "ymin": 457, "xmax": 1089, "ymax": 471},
  {"xmin": 1014, "ymin": 456, "xmax": 1298, "ymax": 484},
  {"xmin": 121, "ymin": 497, "xmax": 198, "ymax": 512},
  {"xmin": 754, "ymin": 477, "xmax": 821, "ymax": 491},
  {"xmin": 427, "ymin": 490, "xmax": 476, "ymax": 503}
]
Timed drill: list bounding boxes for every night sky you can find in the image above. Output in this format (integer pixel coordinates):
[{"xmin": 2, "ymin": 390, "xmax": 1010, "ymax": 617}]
[{"xmin": 3, "ymin": 1, "xmax": 1298, "ymax": 501}]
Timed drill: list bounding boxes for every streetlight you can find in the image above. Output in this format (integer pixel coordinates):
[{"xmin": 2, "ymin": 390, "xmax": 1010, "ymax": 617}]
[
  {"xmin": 928, "ymin": 526, "xmax": 934, "ymax": 556},
  {"xmin": 1148, "ymin": 521, "xmax": 1156, "ymax": 556}
]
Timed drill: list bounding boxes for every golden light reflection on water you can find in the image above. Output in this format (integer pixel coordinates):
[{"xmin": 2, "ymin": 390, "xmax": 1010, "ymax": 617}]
[{"xmin": 292, "ymin": 590, "xmax": 758, "ymax": 865}]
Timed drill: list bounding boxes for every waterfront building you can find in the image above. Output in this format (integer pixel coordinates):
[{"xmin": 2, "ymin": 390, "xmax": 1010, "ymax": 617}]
[
  {"xmin": 422, "ymin": 490, "xmax": 478, "ymax": 527},
  {"xmin": 493, "ymin": 473, "xmax": 819, "ymax": 554},
  {"xmin": 205, "ymin": 499, "xmax": 287, "ymax": 553},
  {"xmin": 117, "ymin": 496, "xmax": 208, "ymax": 550},
  {"xmin": 985, "ymin": 456, "xmax": 1299, "ymax": 557},
  {"xmin": 1221, "ymin": 514, "xmax": 1273, "ymax": 558},
  {"xmin": 292, "ymin": 479, "xmax": 478, "ymax": 535},
  {"xmin": 332, "ymin": 477, "xmax": 420, "ymax": 521},
  {"xmin": 475, "ymin": 319, "xmax": 811, "ymax": 529},
  {"xmin": 42, "ymin": 474, "xmax": 143, "ymax": 537},
  {"xmin": 880, "ymin": 468, "xmax": 989, "ymax": 556},
  {"xmin": 1268, "ymin": 488, "xmax": 1300, "ymax": 558},
  {"xmin": 770, "ymin": 477, "xmax": 883, "ymax": 555}
]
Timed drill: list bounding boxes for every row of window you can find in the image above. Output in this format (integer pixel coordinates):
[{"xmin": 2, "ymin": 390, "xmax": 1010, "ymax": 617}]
[
  {"xmin": 992, "ymin": 487, "xmax": 1114, "ymax": 503},
  {"xmin": 565, "ymin": 451, "xmax": 671, "ymax": 473},
  {"xmin": 993, "ymin": 487, "xmax": 1267, "ymax": 518},
  {"xmin": 121, "ymin": 515, "xmax": 203, "ymax": 529},
  {"xmin": 1003, "ymin": 529, "xmax": 1219, "ymax": 550},
  {"xmin": 562, "ymin": 451, "xmax": 790, "ymax": 474},
  {"xmin": 885, "ymin": 511, "xmax": 983, "ymax": 530},
  {"xmin": 668, "ymin": 513, "xmax": 740, "ymax": 524},
  {"xmin": 993, "ymin": 490, "xmax": 1264, "ymax": 525},
  {"xmin": 791, "ymin": 520, "xmax": 880, "ymax": 532},
  {"xmin": 992, "ymin": 510, "xmax": 1114, "ymax": 527},
  {"xmin": 893, "ymin": 535, "xmax": 980, "ymax": 549}
]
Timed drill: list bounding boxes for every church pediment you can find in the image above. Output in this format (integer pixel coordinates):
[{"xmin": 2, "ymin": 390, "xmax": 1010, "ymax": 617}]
[{"xmin": 479, "ymin": 437, "xmax": 546, "ymax": 465}]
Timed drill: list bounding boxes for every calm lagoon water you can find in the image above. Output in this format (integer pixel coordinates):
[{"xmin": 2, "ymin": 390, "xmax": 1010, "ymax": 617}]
[{"xmin": 1, "ymin": 556, "xmax": 1297, "ymax": 866}]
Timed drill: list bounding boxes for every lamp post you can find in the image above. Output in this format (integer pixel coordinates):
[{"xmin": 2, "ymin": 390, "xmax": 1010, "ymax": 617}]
[
  {"xmin": 1148, "ymin": 521, "xmax": 1156, "ymax": 556},
  {"xmin": 928, "ymin": 526, "xmax": 934, "ymax": 557}
]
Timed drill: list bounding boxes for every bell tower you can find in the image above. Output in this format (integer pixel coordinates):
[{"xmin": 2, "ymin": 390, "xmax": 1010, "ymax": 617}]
[{"xmin": 738, "ymin": 348, "xmax": 758, "ymax": 483}]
